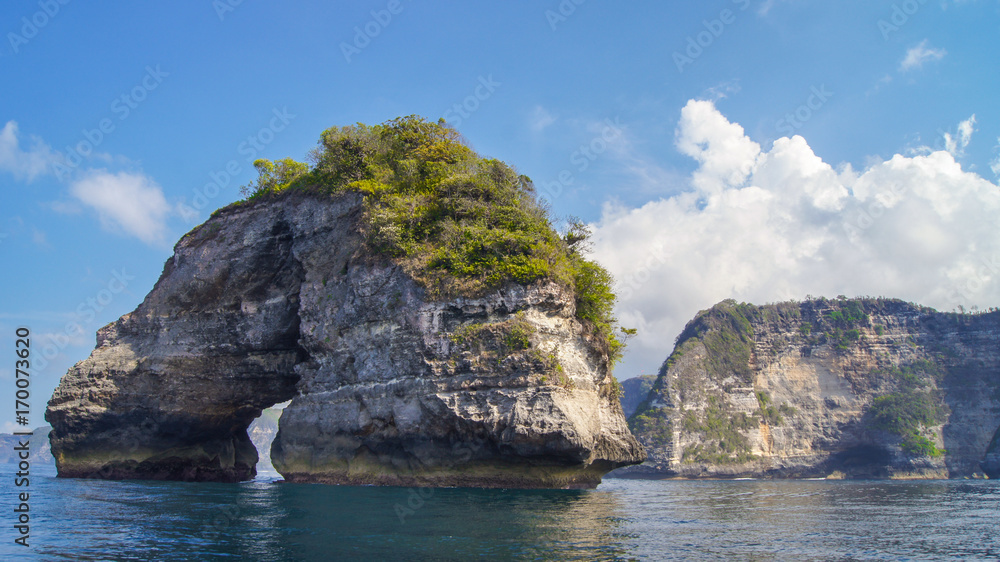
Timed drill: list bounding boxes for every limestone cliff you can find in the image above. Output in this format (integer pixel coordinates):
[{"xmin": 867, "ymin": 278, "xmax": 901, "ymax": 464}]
[
  {"xmin": 45, "ymin": 191, "xmax": 643, "ymax": 487},
  {"xmin": 624, "ymin": 298, "xmax": 1000, "ymax": 479}
]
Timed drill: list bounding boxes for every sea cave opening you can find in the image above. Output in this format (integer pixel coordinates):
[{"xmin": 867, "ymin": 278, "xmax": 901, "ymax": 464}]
[{"xmin": 248, "ymin": 400, "xmax": 290, "ymax": 480}]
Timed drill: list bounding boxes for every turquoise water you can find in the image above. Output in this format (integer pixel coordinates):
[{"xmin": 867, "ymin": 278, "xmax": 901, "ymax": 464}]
[{"xmin": 4, "ymin": 464, "xmax": 999, "ymax": 560}]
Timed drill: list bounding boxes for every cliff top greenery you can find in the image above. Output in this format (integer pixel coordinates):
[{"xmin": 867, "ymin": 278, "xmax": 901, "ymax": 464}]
[
  {"xmin": 233, "ymin": 115, "xmax": 626, "ymax": 362},
  {"xmin": 630, "ymin": 296, "xmax": 999, "ymax": 430},
  {"xmin": 664, "ymin": 296, "xmax": 999, "ymax": 378}
]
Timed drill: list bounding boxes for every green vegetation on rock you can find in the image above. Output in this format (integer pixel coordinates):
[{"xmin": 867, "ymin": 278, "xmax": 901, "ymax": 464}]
[
  {"xmin": 629, "ymin": 407, "xmax": 671, "ymax": 448},
  {"xmin": 449, "ymin": 311, "xmax": 535, "ymax": 365},
  {"xmin": 867, "ymin": 359, "xmax": 949, "ymax": 458},
  {"xmin": 868, "ymin": 390, "xmax": 947, "ymax": 457},
  {"xmin": 624, "ymin": 296, "xmax": 1000, "ymax": 477},
  {"xmin": 679, "ymin": 397, "xmax": 756, "ymax": 464},
  {"xmin": 674, "ymin": 299, "xmax": 756, "ymax": 383},
  {"xmin": 236, "ymin": 116, "xmax": 627, "ymax": 362},
  {"xmin": 756, "ymin": 391, "xmax": 795, "ymax": 426}
]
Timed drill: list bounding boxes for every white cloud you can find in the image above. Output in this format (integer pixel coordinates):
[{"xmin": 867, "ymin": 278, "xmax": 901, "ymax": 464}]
[
  {"xmin": 0, "ymin": 121, "xmax": 59, "ymax": 181},
  {"xmin": 529, "ymin": 106, "xmax": 557, "ymax": 133},
  {"xmin": 992, "ymin": 138, "xmax": 1000, "ymax": 179},
  {"xmin": 703, "ymin": 80, "xmax": 742, "ymax": 101},
  {"xmin": 943, "ymin": 114, "xmax": 976, "ymax": 157},
  {"xmin": 900, "ymin": 40, "xmax": 946, "ymax": 71},
  {"xmin": 594, "ymin": 100, "xmax": 1000, "ymax": 379},
  {"xmin": 675, "ymin": 99, "xmax": 761, "ymax": 196},
  {"xmin": 70, "ymin": 170, "xmax": 172, "ymax": 244}
]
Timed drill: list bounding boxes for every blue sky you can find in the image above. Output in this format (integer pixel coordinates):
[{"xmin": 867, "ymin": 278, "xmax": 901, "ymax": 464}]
[{"xmin": 2, "ymin": 0, "xmax": 999, "ymax": 430}]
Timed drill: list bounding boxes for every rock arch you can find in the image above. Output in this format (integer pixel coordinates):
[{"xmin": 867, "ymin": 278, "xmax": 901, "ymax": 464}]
[{"xmin": 46, "ymin": 193, "xmax": 644, "ymax": 487}]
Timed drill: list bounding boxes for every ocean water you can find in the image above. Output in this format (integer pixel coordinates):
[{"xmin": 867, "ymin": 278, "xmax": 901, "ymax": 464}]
[{"xmin": 4, "ymin": 464, "xmax": 999, "ymax": 561}]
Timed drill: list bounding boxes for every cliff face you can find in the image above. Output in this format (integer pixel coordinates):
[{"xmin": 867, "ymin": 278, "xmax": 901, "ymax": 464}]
[
  {"xmin": 46, "ymin": 192, "xmax": 643, "ymax": 487},
  {"xmin": 625, "ymin": 299, "xmax": 1000, "ymax": 479}
]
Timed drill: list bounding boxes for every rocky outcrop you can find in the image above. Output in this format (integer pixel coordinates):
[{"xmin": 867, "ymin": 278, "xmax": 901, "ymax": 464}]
[
  {"xmin": 46, "ymin": 191, "xmax": 643, "ymax": 487},
  {"xmin": 623, "ymin": 298, "xmax": 1000, "ymax": 479}
]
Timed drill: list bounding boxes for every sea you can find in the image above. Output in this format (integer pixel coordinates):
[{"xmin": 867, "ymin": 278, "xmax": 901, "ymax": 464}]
[{"xmin": 3, "ymin": 463, "xmax": 999, "ymax": 561}]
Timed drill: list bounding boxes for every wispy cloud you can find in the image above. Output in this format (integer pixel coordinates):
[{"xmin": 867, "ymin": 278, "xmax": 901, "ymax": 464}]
[
  {"xmin": 703, "ymin": 80, "xmax": 742, "ymax": 101},
  {"xmin": 0, "ymin": 121, "xmax": 59, "ymax": 181},
  {"xmin": 528, "ymin": 105, "xmax": 557, "ymax": 133},
  {"xmin": 1, "ymin": 122, "xmax": 174, "ymax": 244},
  {"xmin": 944, "ymin": 115, "xmax": 976, "ymax": 158},
  {"xmin": 69, "ymin": 170, "xmax": 172, "ymax": 244},
  {"xmin": 991, "ymin": 138, "xmax": 1000, "ymax": 180},
  {"xmin": 900, "ymin": 40, "xmax": 946, "ymax": 72}
]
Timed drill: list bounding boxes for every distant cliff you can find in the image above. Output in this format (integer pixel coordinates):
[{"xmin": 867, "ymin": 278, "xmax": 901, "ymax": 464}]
[
  {"xmin": 619, "ymin": 375, "xmax": 656, "ymax": 418},
  {"xmin": 0, "ymin": 427, "xmax": 53, "ymax": 466},
  {"xmin": 623, "ymin": 298, "xmax": 1000, "ymax": 479}
]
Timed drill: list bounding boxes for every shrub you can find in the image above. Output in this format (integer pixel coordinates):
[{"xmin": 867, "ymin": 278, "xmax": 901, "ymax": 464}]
[{"xmin": 240, "ymin": 158, "xmax": 310, "ymax": 198}]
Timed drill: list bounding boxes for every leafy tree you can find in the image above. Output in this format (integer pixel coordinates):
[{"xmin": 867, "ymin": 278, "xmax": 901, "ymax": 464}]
[{"xmin": 240, "ymin": 158, "xmax": 309, "ymax": 198}]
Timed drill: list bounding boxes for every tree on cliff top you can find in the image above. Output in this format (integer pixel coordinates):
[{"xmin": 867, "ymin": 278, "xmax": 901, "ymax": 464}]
[{"xmin": 237, "ymin": 115, "xmax": 628, "ymax": 363}]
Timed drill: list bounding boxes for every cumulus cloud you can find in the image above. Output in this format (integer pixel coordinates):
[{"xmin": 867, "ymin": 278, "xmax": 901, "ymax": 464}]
[
  {"xmin": 69, "ymin": 170, "xmax": 172, "ymax": 244},
  {"xmin": 0, "ymin": 121, "xmax": 59, "ymax": 181},
  {"xmin": 593, "ymin": 99, "xmax": 1000, "ymax": 378},
  {"xmin": 900, "ymin": 40, "xmax": 946, "ymax": 71},
  {"xmin": 675, "ymin": 100, "xmax": 761, "ymax": 196}
]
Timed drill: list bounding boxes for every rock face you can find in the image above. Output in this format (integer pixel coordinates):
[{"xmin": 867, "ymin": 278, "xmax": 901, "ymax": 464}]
[
  {"xmin": 624, "ymin": 299, "xmax": 1000, "ymax": 479},
  {"xmin": 46, "ymin": 191, "xmax": 643, "ymax": 487}
]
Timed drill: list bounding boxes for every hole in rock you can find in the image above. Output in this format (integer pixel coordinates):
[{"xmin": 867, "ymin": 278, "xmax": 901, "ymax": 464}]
[{"xmin": 248, "ymin": 400, "xmax": 290, "ymax": 481}]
